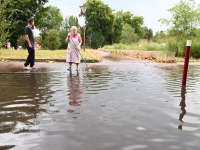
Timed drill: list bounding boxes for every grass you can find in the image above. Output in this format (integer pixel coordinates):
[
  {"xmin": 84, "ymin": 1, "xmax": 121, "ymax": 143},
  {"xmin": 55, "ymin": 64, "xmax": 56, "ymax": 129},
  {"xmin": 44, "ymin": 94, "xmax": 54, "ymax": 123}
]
[
  {"xmin": 103, "ymin": 40, "xmax": 167, "ymax": 51},
  {"xmin": 0, "ymin": 49, "xmax": 102, "ymax": 63},
  {"xmin": 103, "ymin": 39, "xmax": 200, "ymax": 61}
]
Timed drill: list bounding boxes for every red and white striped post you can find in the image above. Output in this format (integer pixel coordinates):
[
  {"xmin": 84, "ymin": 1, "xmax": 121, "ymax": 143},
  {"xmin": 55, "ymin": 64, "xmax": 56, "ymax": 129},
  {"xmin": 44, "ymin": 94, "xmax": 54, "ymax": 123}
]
[
  {"xmin": 83, "ymin": 26, "xmax": 86, "ymax": 51},
  {"xmin": 182, "ymin": 40, "xmax": 192, "ymax": 86}
]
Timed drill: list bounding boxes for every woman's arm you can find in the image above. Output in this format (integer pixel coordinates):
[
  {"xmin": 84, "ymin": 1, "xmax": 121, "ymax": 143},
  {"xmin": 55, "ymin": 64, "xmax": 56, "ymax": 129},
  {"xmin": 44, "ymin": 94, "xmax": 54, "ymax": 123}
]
[
  {"xmin": 66, "ymin": 33, "xmax": 70, "ymax": 43},
  {"xmin": 77, "ymin": 34, "xmax": 83, "ymax": 48}
]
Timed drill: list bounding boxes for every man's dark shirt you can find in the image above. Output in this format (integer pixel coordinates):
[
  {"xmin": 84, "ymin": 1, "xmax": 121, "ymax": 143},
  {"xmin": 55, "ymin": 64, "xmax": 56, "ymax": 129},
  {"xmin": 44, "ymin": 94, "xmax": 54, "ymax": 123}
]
[{"xmin": 24, "ymin": 26, "xmax": 34, "ymax": 48}]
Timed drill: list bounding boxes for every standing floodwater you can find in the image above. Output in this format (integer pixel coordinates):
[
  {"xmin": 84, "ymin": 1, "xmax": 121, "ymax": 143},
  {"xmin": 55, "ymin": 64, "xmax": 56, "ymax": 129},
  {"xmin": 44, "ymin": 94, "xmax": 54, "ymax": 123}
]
[{"xmin": 0, "ymin": 62, "xmax": 200, "ymax": 150}]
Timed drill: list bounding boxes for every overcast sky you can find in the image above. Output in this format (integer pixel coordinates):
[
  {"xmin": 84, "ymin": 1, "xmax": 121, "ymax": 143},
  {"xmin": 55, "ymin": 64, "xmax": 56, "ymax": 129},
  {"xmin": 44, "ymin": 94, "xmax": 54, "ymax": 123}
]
[{"xmin": 47, "ymin": 0, "xmax": 200, "ymax": 33}]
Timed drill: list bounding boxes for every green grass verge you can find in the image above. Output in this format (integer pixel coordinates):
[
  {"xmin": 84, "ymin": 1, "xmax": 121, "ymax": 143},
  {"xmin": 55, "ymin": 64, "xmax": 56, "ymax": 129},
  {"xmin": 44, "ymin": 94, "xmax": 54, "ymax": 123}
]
[
  {"xmin": 103, "ymin": 41, "xmax": 167, "ymax": 51},
  {"xmin": 0, "ymin": 49, "xmax": 102, "ymax": 63}
]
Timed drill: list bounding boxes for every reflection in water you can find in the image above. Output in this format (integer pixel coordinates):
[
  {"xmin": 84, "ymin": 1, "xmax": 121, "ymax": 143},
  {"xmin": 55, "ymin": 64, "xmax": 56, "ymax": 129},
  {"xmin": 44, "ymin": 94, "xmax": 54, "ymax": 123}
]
[
  {"xmin": 67, "ymin": 71, "xmax": 83, "ymax": 118},
  {"xmin": 28, "ymin": 74, "xmax": 40, "ymax": 125},
  {"xmin": 0, "ymin": 64, "xmax": 200, "ymax": 150},
  {"xmin": 67, "ymin": 71, "xmax": 83, "ymax": 106},
  {"xmin": 0, "ymin": 73, "xmax": 51, "ymax": 135},
  {"xmin": 178, "ymin": 86, "xmax": 187, "ymax": 130}
]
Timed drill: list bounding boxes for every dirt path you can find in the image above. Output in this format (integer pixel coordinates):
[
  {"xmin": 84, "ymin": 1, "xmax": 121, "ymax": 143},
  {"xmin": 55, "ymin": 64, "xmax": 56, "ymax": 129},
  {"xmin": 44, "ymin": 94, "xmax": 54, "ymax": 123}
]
[{"xmin": 95, "ymin": 50, "xmax": 152, "ymax": 64}]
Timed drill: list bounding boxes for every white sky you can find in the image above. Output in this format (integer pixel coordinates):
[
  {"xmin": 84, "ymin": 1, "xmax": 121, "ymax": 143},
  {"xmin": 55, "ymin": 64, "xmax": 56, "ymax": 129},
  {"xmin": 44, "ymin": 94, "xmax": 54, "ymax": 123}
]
[{"xmin": 46, "ymin": 0, "xmax": 200, "ymax": 33}]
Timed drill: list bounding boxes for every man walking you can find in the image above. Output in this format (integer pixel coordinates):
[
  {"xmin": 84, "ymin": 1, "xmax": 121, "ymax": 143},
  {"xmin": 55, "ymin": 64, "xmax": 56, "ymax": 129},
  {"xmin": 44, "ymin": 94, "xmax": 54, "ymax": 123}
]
[{"xmin": 24, "ymin": 18, "xmax": 37, "ymax": 70}]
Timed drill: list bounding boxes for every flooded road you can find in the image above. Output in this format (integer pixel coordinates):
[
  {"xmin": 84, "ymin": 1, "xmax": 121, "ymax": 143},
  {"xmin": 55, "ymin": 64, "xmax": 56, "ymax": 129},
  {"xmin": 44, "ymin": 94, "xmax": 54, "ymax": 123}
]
[{"xmin": 0, "ymin": 61, "xmax": 200, "ymax": 150}]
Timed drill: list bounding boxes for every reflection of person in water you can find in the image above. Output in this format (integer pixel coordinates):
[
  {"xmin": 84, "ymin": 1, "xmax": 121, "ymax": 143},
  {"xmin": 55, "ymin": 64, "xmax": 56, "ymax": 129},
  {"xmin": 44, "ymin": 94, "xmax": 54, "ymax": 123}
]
[
  {"xmin": 28, "ymin": 73, "xmax": 40, "ymax": 125},
  {"xmin": 178, "ymin": 86, "xmax": 187, "ymax": 130},
  {"xmin": 67, "ymin": 71, "xmax": 83, "ymax": 106}
]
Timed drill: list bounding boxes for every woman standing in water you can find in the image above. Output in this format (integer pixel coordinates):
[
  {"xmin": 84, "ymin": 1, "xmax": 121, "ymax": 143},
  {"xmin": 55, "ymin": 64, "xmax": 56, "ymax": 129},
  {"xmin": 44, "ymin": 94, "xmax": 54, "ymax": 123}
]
[{"xmin": 66, "ymin": 26, "xmax": 82, "ymax": 71}]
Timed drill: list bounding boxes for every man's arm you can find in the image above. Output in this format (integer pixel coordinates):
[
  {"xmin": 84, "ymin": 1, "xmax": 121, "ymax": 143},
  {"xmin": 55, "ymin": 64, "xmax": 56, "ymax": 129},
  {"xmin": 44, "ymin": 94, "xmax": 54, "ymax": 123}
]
[{"xmin": 25, "ymin": 35, "xmax": 32, "ymax": 48}]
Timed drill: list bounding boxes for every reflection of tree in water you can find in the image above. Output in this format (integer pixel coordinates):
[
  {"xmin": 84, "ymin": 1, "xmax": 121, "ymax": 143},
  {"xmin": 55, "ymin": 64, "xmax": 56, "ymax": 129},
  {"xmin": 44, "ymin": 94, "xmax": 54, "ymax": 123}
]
[{"xmin": 0, "ymin": 73, "xmax": 54, "ymax": 134}]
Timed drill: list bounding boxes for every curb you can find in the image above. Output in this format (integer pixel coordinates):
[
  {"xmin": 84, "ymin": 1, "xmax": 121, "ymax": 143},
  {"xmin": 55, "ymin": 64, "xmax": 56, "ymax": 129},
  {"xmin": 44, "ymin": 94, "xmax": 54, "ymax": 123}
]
[{"xmin": 0, "ymin": 58, "xmax": 100, "ymax": 63}]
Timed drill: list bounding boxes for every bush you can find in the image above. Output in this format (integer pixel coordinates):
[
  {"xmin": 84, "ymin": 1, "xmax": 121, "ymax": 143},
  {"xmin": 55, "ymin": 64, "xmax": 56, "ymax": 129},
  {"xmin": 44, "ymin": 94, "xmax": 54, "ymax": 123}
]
[
  {"xmin": 43, "ymin": 29, "xmax": 61, "ymax": 50},
  {"xmin": 113, "ymin": 44, "xmax": 126, "ymax": 50},
  {"xmin": 166, "ymin": 38, "xmax": 200, "ymax": 58},
  {"xmin": 165, "ymin": 39, "xmax": 185, "ymax": 57},
  {"xmin": 17, "ymin": 36, "xmax": 25, "ymax": 48},
  {"xmin": 190, "ymin": 39, "xmax": 200, "ymax": 59},
  {"xmin": 90, "ymin": 32, "xmax": 105, "ymax": 49},
  {"xmin": 120, "ymin": 24, "xmax": 139, "ymax": 44}
]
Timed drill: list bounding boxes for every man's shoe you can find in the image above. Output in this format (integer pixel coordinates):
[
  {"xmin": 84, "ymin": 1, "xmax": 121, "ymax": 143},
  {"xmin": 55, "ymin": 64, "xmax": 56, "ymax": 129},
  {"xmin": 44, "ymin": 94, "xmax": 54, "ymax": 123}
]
[
  {"xmin": 31, "ymin": 66, "xmax": 38, "ymax": 69},
  {"xmin": 23, "ymin": 66, "xmax": 31, "ymax": 70}
]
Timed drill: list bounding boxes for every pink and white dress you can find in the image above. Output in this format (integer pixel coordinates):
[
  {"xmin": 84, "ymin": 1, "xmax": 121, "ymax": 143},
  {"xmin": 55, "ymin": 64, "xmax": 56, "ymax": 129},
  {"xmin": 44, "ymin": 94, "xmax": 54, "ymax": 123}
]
[{"xmin": 66, "ymin": 33, "xmax": 82, "ymax": 64}]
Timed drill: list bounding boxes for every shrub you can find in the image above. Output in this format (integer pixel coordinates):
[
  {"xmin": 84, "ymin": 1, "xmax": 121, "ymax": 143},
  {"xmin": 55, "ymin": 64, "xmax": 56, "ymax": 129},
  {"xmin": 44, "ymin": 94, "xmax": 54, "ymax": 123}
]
[
  {"xmin": 43, "ymin": 29, "xmax": 61, "ymax": 50},
  {"xmin": 120, "ymin": 24, "xmax": 139, "ymax": 44},
  {"xmin": 190, "ymin": 39, "xmax": 200, "ymax": 59},
  {"xmin": 17, "ymin": 36, "xmax": 25, "ymax": 48}
]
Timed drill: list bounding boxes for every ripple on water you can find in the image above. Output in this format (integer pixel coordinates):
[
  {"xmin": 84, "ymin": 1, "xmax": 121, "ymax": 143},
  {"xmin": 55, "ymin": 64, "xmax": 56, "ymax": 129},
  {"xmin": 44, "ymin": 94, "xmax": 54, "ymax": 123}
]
[{"xmin": 0, "ymin": 64, "xmax": 200, "ymax": 150}]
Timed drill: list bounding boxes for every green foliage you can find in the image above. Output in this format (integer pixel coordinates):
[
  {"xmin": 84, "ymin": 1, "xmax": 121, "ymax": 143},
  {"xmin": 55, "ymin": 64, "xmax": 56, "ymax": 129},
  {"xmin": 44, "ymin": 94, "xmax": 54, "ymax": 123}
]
[
  {"xmin": 159, "ymin": 0, "xmax": 200, "ymax": 38},
  {"xmin": 166, "ymin": 38, "xmax": 200, "ymax": 59},
  {"xmin": 147, "ymin": 29, "xmax": 153, "ymax": 42},
  {"xmin": 0, "ymin": 0, "xmax": 17, "ymax": 45},
  {"xmin": 120, "ymin": 24, "xmax": 139, "ymax": 44},
  {"xmin": 61, "ymin": 16, "xmax": 80, "ymax": 32},
  {"xmin": 43, "ymin": 29, "xmax": 61, "ymax": 50},
  {"xmin": 153, "ymin": 31, "xmax": 166, "ymax": 43},
  {"xmin": 4, "ymin": 0, "xmax": 49, "ymax": 48},
  {"xmin": 60, "ymin": 15, "xmax": 80, "ymax": 49},
  {"xmin": 89, "ymin": 31, "xmax": 105, "ymax": 49},
  {"xmin": 35, "ymin": 36, "xmax": 43, "ymax": 48},
  {"xmin": 103, "ymin": 40, "xmax": 167, "ymax": 51},
  {"xmin": 39, "ymin": 5, "xmax": 63, "ymax": 31},
  {"xmin": 59, "ymin": 30, "xmax": 68, "ymax": 49},
  {"xmin": 39, "ymin": 6, "xmax": 64, "ymax": 49},
  {"xmin": 17, "ymin": 36, "xmax": 25, "ymax": 48},
  {"xmin": 113, "ymin": 44, "xmax": 126, "ymax": 50},
  {"xmin": 82, "ymin": 0, "xmax": 115, "ymax": 47},
  {"xmin": 116, "ymin": 10, "xmax": 145, "ymax": 39},
  {"xmin": 113, "ymin": 14, "xmax": 123, "ymax": 43},
  {"xmin": 190, "ymin": 40, "xmax": 200, "ymax": 59}
]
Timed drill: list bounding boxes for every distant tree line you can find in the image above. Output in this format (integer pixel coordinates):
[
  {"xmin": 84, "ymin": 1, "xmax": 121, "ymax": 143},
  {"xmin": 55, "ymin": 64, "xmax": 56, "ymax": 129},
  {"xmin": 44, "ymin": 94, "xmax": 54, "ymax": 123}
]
[{"xmin": 0, "ymin": 0, "xmax": 154, "ymax": 50}]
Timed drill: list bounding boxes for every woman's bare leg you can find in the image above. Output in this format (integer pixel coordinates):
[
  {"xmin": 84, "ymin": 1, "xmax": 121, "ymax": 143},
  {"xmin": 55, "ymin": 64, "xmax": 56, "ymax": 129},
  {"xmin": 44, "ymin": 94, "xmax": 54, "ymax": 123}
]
[
  {"xmin": 67, "ymin": 62, "xmax": 72, "ymax": 70},
  {"xmin": 76, "ymin": 63, "xmax": 79, "ymax": 71},
  {"xmin": 69, "ymin": 63, "xmax": 72, "ymax": 68}
]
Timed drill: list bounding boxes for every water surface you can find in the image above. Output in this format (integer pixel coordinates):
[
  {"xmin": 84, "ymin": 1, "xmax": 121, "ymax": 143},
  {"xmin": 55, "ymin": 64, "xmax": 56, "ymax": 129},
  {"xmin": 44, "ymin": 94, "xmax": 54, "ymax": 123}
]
[{"xmin": 0, "ymin": 63, "xmax": 200, "ymax": 150}]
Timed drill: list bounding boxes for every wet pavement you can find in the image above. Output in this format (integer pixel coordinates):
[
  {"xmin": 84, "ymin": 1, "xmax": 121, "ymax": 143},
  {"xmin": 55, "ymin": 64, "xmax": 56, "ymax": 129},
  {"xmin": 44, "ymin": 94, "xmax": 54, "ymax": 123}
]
[{"xmin": 0, "ymin": 55, "xmax": 200, "ymax": 150}]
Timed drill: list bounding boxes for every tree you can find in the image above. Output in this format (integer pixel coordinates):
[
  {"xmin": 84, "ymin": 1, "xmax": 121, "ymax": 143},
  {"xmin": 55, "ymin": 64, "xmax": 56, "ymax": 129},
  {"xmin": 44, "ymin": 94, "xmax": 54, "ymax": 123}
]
[
  {"xmin": 120, "ymin": 24, "xmax": 138, "ymax": 44},
  {"xmin": 147, "ymin": 28, "xmax": 153, "ymax": 43},
  {"xmin": 38, "ymin": 6, "xmax": 63, "ymax": 48},
  {"xmin": 112, "ymin": 13, "xmax": 123, "ymax": 43},
  {"xmin": 159, "ymin": 0, "xmax": 200, "ymax": 38},
  {"xmin": 17, "ymin": 36, "xmax": 25, "ymax": 48},
  {"xmin": 143, "ymin": 26, "xmax": 149, "ymax": 39},
  {"xmin": 153, "ymin": 30, "xmax": 166, "ymax": 43},
  {"xmin": 39, "ymin": 6, "xmax": 63, "ymax": 31},
  {"xmin": 4, "ymin": 0, "xmax": 49, "ymax": 48},
  {"xmin": 43, "ymin": 29, "xmax": 61, "ymax": 50},
  {"xmin": 116, "ymin": 10, "xmax": 145, "ymax": 39},
  {"xmin": 0, "ymin": 0, "xmax": 17, "ymax": 45},
  {"xmin": 88, "ymin": 31, "xmax": 105, "ymax": 49},
  {"xmin": 61, "ymin": 16, "xmax": 80, "ymax": 32},
  {"xmin": 59, "ymin": 16, "xmax": 80, "ymax": 49},
  {"xmin": 82, "ymin": 0, "xmax": 115, "ymax": 47}
]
